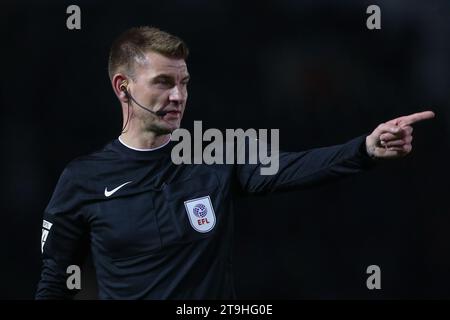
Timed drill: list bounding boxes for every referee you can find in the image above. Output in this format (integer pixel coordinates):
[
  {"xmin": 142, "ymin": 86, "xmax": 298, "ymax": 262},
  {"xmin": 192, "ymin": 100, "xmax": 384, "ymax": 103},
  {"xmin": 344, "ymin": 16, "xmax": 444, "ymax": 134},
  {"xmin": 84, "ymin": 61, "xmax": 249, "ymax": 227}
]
[{"xmin": 35, "ymin": 26, "xmax": 434, "ymax": 299}]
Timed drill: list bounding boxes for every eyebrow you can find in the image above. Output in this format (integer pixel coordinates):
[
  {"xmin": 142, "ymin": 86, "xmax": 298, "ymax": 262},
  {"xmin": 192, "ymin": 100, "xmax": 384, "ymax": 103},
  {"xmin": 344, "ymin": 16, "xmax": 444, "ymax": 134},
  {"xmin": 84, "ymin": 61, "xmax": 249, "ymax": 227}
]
[{"xmin": 152, "ymin": 74, "xmax": 190, "ymax": 82}]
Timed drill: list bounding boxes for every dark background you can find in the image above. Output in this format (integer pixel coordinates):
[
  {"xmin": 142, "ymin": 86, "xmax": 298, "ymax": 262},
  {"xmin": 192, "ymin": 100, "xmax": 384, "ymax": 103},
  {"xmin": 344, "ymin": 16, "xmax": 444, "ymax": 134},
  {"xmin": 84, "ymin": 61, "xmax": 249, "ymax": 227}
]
[{"xmin": 1, "ymin": 0, "xmax": 449, "ymax": 299}]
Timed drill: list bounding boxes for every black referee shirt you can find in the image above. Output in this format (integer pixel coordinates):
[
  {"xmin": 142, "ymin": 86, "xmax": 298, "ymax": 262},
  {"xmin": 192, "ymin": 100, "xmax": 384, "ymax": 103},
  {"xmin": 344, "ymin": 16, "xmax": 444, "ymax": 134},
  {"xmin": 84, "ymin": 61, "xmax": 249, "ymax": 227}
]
[{"xmin": 36, "ymin": 135, "xmax": 374, "ymax": 299}]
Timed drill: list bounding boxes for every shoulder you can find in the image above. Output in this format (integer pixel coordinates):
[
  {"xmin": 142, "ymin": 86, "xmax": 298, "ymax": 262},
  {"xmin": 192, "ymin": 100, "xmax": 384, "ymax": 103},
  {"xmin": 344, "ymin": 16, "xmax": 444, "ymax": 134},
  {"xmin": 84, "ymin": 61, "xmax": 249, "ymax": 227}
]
[
  {"xmin": 45, "ymin": 153, "xmax": 99, "ymax": 215},
  {"xmin": 46, "ymin": 141, "xmax": 118, "ymax": 211},
  {"xmin": 63, "ymin": 140, "xmax": 119, "ymax": 179}
]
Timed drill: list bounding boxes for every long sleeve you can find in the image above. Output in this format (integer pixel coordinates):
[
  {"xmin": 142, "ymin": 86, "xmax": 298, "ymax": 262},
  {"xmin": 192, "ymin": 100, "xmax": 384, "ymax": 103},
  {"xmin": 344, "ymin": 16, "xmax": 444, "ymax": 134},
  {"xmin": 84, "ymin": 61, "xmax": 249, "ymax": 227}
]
[
  {"xmin": 236, "ymin": 135, "xmax": 376, "ymax": 194},
  {"xmin": 35, "ymin": 166, "xmax": 89, "ymax": 299}
]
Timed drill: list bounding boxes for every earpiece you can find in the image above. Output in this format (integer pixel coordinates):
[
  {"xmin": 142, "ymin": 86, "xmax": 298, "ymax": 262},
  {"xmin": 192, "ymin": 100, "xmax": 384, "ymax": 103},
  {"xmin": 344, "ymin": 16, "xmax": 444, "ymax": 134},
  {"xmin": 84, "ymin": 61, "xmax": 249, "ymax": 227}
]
[{"xmin": 119, "ymin": 80, "xmax": 128, "ymax": 92}]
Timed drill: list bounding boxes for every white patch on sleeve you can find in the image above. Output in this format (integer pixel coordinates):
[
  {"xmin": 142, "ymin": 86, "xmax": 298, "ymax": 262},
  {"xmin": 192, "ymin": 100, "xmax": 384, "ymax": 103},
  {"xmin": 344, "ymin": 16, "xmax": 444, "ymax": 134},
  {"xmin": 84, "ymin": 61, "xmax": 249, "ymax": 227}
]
[
  {"xmin": 42, "ymin": 220, "xmax": 53, "ymax": 230},
  {"xmin": 41, "ymin": 220, "xmax": 53, "ymax": 253}
]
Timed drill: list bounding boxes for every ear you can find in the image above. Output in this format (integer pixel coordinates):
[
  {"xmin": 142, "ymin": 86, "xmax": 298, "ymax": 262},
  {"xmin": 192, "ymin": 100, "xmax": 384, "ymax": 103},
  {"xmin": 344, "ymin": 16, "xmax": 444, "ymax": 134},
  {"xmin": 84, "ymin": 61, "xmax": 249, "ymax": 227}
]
[{"xmin": 112, "ymin": 74, "xmax": 129, "ymax": 103}]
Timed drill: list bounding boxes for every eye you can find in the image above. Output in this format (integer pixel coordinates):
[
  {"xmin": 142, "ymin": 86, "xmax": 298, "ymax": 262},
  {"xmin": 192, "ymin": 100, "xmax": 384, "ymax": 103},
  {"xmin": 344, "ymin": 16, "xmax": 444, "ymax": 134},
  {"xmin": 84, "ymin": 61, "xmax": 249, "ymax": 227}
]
[
  {"xmin": 157, "ymin": 79, "xmax": 170, "ymax": 85},
  {"xmin": 153, "ymin": 77, "xmax": 174, "ymax": 88}
]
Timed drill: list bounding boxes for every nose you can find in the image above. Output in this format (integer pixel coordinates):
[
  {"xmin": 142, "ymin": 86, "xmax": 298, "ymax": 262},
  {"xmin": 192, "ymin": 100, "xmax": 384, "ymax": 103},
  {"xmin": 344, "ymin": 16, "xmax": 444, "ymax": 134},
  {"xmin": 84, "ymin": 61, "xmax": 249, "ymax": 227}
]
[{"xmin": 169, "ymin": 85, "xmax": 186, "ymax": 103}]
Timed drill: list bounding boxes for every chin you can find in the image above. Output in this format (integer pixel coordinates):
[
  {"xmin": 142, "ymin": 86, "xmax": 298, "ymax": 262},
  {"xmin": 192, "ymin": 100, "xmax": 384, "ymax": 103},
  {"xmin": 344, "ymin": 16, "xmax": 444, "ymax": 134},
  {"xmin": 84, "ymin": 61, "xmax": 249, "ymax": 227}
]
[
  {"xmin": 149, "ymin": 117, "xmax": 182, "ymax": 135},
  {"xmin": 166, "ymin": 121, "xmax": 182, "ymax": 132},
  {"xmin": 153, "ymin": 124, "xmax": 179, "ymax": 135}
]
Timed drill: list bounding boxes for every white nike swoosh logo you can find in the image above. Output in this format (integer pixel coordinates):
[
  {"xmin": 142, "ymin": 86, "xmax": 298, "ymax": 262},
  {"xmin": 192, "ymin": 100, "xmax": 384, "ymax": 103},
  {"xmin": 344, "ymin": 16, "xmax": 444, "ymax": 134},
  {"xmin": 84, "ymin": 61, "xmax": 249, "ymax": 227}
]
[{"xmin": 104, "ymin": 181, "xmax": 133, "ymax": 197}]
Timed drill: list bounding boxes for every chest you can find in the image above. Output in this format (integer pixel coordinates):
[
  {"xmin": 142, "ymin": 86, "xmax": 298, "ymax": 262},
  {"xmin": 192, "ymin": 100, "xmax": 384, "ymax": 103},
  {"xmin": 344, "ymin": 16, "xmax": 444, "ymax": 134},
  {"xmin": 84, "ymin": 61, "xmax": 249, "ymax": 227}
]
[{"xmin": 89, "ymin": 170, "xmax": 230, "ymax": 259}]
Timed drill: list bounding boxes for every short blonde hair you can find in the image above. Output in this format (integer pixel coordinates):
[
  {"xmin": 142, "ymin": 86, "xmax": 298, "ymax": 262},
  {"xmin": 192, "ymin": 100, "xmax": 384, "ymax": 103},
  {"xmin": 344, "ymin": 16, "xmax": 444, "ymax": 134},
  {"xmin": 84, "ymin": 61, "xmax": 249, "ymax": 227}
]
[{"xmin": 108, "ymin": 26, "xmax": 189, "ymax": 80}]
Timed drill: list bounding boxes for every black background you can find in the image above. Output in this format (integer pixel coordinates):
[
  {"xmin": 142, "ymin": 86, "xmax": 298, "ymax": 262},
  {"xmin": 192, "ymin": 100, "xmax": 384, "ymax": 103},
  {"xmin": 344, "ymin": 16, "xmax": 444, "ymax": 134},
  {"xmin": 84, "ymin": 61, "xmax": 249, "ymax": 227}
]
[{"xmin": 1, "ymin": 0, "xmax": 449, "ymax": 299}]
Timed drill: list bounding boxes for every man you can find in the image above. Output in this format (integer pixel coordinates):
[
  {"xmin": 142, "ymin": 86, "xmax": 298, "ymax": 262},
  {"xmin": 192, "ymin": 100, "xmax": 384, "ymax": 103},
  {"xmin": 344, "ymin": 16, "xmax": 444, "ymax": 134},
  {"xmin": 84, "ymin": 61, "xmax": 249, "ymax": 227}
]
[{"xmin": 36, "ymin": 26, "xmax": 434, "ymax": 299}]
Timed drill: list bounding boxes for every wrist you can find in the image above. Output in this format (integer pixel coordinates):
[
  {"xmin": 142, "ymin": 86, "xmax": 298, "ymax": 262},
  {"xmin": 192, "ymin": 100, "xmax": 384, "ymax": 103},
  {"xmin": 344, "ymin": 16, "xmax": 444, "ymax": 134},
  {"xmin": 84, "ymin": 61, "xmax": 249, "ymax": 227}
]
[{"xmin": 365, "ymin": 136, "xmax": 378, "ymax": 159}]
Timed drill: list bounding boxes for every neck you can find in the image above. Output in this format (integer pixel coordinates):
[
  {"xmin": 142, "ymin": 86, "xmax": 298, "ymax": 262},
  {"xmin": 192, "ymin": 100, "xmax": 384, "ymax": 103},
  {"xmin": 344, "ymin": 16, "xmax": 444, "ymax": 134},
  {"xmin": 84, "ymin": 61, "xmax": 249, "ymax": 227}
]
[{"xmin": 119, "ymin": 130, "xmax": 171, "ymax": 150}]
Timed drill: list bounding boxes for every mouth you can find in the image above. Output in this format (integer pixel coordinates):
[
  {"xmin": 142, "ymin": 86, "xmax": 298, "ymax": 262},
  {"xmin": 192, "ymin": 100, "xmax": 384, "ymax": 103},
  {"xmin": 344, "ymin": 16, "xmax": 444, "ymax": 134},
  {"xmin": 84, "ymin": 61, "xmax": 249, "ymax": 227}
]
[{"xmin": 161, "ymin": 110, "xmax": 181, "ymax": 119}]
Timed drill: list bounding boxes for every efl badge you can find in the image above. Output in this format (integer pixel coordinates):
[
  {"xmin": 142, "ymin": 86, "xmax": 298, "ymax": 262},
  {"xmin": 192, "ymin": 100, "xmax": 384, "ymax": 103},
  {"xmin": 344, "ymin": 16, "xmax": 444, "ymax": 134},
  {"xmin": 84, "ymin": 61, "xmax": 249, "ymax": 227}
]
[{"xmin": 184, "ymin": 196, "xmax": 216, "ymax": 233}]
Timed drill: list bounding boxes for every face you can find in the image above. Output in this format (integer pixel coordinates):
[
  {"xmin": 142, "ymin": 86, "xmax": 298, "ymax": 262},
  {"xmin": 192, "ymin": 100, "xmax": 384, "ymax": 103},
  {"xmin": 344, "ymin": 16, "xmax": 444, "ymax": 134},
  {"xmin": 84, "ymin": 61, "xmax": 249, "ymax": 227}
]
[{"xmin": 127, "ymin": 51, "xmax": 189, "ymax": 134}]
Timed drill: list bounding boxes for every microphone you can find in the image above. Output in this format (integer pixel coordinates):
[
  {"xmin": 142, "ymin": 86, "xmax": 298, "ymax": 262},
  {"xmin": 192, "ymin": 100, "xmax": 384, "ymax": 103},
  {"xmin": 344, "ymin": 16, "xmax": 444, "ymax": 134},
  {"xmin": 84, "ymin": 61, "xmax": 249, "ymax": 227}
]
[
  {"xmin": 126, "ymin": 92, "xmax": 168, "ymax": 117},
  {"xmin": 121, "ymin": 84, "xmax": 168, "ymax": 117}
]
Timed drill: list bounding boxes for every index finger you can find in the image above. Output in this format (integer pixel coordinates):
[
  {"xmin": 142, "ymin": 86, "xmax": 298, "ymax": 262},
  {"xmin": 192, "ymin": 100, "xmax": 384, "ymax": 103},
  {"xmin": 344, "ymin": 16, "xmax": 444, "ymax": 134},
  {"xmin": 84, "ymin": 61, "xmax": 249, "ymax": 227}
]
[{"xmin": 396, "ymin": 111, "xmax": 435, "ymax": 126}]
